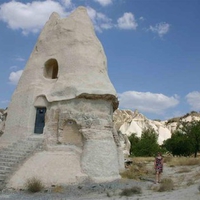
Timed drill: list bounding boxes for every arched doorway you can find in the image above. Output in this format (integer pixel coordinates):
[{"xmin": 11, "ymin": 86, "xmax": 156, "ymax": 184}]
[{"xmin": 34, "ymin": 107, "xmax": 46, "ymax": 134}]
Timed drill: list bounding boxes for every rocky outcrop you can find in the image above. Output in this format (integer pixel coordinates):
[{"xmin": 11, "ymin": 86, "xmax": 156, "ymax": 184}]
[
  {"xmin": 1, "ymin": 6, "xmax": 122, "ymax": 189},
  {"xmin": 2, "ymin": 6, "xmax": 118, "ymax": 141},
  {"xmin": 113, "ymin": 109, "xmax": 200, "ymax": 149},
  {"xmin": 0, "ymin": 109, "xmax": 6, "ymax": 137},
  {"xmin": 113, "ymin": 109, "xmax": 171, "ymax": 146}
]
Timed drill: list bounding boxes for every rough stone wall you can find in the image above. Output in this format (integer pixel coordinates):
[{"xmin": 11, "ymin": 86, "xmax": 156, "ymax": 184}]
[
  {"xmin": 44, "ymin": 98, "xmax": 120, "ymax": 182},
  {"xmin": 6, "ymin": 97, "xmax": 122, "ymax": 189}
]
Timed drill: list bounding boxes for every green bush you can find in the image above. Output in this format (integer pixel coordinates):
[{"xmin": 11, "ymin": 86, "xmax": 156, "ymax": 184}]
[{"xmin": 163, "ymin": 130, "xmax": 194, "ymax": 157}]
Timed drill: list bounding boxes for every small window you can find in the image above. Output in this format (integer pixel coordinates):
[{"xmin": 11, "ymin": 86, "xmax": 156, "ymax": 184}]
[
  {"xmin": 44, "ymin": 58, "xmax": 58, "ymax": 79},
  {"xmin": 34, "ymin": 107, "xmax": 46, "ymax": 134}
]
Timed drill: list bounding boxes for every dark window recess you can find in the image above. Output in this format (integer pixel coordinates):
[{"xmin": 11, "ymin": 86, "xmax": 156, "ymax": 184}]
[
  {"xmin": 44, "ymin": 58, "xmax": 58, "ymax": 79},
  {"xmin": 34, "ymin": 107, "xmax": 46, "ymax": 134}
]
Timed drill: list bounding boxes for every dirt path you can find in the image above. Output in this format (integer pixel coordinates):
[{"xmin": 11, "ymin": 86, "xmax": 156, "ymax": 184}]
[{"xmin": 1, "ymin": 160, "xmax": 200, "ymax": 200}]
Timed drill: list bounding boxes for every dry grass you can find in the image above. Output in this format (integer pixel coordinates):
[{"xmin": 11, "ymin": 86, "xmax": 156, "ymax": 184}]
[
  {"xmin": 25, "ymin": 177, "xmax": 44, "ymax": 193},
  {"xmin": 120, "ymin": 186, "xmax": 142, "ymax": 196},
  {"xmin": 132, "ymin": 157, "xmax": 154, "ymax": 163},
  {"xmin": 176, "ymin": 167, "xmax": 191, "ymax": 173},
  {"xmin": 166, "ymin": 157, "xmax": 200, "ymax": 166},
  {"xmin": 163, "ymin": 156, "xmax": 172, "ymax": 163},
  {"xmin": 158, "ymin": 178, "xmax": 174, "ymax": 192},
  {"xmin": 52, "ymin": 185, "xmax": 64, "ymax": 193},
  {"xmin": 122, "ymin": 156, "xmax": 200, "ymax": 194},
  {"xmin": 120, "ymin": 160, "xmax": 149, "ymax": 180}
]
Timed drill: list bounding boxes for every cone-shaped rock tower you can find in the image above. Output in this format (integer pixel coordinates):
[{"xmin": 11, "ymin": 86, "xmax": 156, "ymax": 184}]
[{"xmin": 1, "ymin": 7, "xmax": 124, "ymax": 187}]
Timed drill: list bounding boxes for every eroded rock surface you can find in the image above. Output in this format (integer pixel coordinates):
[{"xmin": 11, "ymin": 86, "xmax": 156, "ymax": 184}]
[{"xmin": 1, "ymin": 7, "xmax": 122, "ymax": 189}]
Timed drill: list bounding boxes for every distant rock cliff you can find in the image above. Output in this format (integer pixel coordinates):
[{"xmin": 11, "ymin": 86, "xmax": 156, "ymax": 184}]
[{"xmin": 113, "ymin": 109, "xmax": 200, "ymax": 145}]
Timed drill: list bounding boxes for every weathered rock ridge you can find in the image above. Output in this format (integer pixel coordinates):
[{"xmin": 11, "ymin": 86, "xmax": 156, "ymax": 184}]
[{"xmin": 113, "ymin": 109, "xmax": 200, "ymax": 146}]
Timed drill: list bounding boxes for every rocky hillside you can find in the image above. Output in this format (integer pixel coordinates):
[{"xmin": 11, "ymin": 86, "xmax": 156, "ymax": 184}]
[{"xmin": 113, "ymin": 109, "xmax": 200, "ymax": 145}]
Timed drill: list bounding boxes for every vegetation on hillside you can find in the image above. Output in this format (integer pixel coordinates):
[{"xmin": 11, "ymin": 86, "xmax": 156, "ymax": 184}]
[
  {"xmin": 163, "ymin": 120, "xmax": 200, "ymax": 157},
  {"xmin": 129, "ymin": 120, "xmax": 200, "ymax": 157},
  {"xmin": 129, "ymin": 128, "xmax": 161, "ymax": 157},
  {"xmin": 166, "ymin": 111, "xmax": 200, "ymax": 125}
]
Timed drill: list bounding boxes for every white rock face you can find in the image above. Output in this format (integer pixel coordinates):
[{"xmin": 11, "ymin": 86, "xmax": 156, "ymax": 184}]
[
  {"xmin": 0, "ymin": 109, "xmax": 6, "ymax": 136},
  {"xmin": 8, "ymin": 151, "xmax": 87, "ymax": 189},
  {"xmin": 113, "ymin": 109, "xmax": 200, "ymax": 152},
  {"xmin": 157, "ymin": 126, "xmax": 171, "ymax": 145},
  {"xmin": 2, "ymin": 6, "xmax": 122, "ymax": 188}
]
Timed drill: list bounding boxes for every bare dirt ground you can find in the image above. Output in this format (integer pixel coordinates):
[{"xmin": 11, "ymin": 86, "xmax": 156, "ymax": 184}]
[{"xmin": 1, "ymin": 158, "xmax": 200, "ymax": 200}]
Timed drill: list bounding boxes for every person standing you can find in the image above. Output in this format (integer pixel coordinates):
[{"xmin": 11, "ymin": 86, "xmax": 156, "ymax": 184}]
[{"xmin": 154, "ymin": 152, "xmax": 163, "ymax": 184}]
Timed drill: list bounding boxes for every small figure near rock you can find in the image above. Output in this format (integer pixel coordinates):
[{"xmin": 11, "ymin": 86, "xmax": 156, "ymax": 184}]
[{"xmin": 154, "ymin": 152, "xmax": 163, "ymax": 184}]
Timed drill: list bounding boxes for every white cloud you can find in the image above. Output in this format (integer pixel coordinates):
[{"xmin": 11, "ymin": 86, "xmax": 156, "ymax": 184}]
[
  {"xmin": 139, "ymin": 16, "xmax": 145, "ymax": 21},
  {"xmin": 0, "ymin": 1, "xmax": 67, "ymax": 35},
  {"xmin": 0, "ymin": 1, "xmax": 139, "ymax": 35},
  {"xmin": 0, "ymin": 100, "xmax": 10, "ymax": 109},
  {"xmin": 186, "ymin": 91, "xmax": 200, "ymax": 110},
  {"xmin": 9, "ymin": 66, "xmax": 18, "ymax": 70},
  {"xmin": 94, "ymin": 0, "xmax": 113, "ymax": 6},
  {"xmin": 118, "ymin": 91, "xmax": 179, "ymax": 114},
  {"xmin": 117, "ymin": 12, "xmax": 138, "ymax": 30},
  {"xmin": 0, "ymin": 100, "xmax": 9, "ymax": 104},
  {"xmin": 149, "ymin": 22, "xmax": 170, "ymax": 37},
  {"xmin": 87, "ymin": 7, "xmax": 113, "ymax": 32},
  {"xmin": 60, "ymin": 0, "xmax": 73, "ymax": 8},
  {"xmin": 16, "ymin": 56, "xmax": 25, "ymax": 62},
  {"xmin": 9, "ymin": 70, "xmax": 23, "ymax": 85}
]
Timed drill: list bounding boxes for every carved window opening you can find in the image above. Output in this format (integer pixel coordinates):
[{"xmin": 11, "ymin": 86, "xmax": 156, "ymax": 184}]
[{"xmin": 44, "ymin": 58, "xmax": 58, "ymax": 79}]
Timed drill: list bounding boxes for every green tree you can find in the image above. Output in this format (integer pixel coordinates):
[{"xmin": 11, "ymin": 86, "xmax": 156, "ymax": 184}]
[
  {"xmin": 179, "ymin": 120, "xmax": 200, "ymax": 157},
  {"xmin": 129, "ymin": 128, "xmax": 160, "ymax": 157},
  {"xmin": 128, "ymin": 133, "xmax": 140, "ymax": 156},
  {"xmin": 163, "ymin": 130, "xmax": 194, "ymax": 156}
]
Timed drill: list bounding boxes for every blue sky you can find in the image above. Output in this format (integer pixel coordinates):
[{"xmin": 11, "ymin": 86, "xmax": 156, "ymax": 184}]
[{"xmin": 0, "ymin": 0, "xmax": 200, "ymax": 120}]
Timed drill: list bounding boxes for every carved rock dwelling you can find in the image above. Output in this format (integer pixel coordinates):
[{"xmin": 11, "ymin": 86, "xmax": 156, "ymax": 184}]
[{"xmin": 0, "ymin": 7, "xmax": 124, "ymax": 189}]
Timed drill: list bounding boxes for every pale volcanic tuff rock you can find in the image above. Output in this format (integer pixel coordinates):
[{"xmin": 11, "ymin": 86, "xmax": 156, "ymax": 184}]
[
  {"xmin": 1, "ymin": 6, "xmax": 122, "ymax": 189},
  {"xmin": 0, "ymin": 109, "xmax": 6, "ymax": 136},
  {"xmin": 0, "ymin": 109, "xmax": 3, "ymax": 121},
  {"xmin": 2, "ymin": 6, "xmax": 118, "ymax": 141},
  {"xmin": 113, "ymin": 109, "xmax": 200, "ymax": 146}
]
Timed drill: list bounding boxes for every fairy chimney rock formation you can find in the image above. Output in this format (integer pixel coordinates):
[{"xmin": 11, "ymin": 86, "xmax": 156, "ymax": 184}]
[
  {"xmin": 3, "ymin": 6, "xmax": 118, "ymax": 139},
  {"xmin": 2, "ymin": 7, "xmax": 123, "ymax": 188}
]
